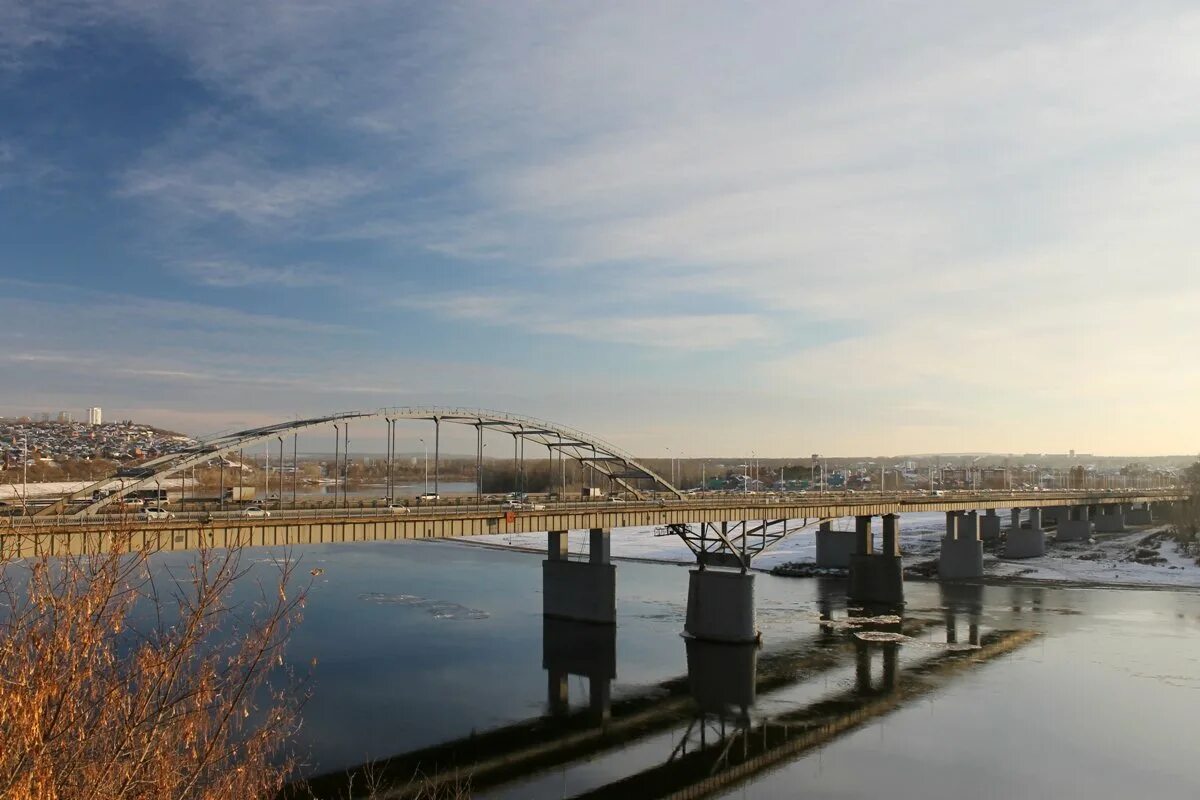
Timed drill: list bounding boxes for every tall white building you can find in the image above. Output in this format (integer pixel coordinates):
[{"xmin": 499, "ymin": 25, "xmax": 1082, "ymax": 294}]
[
  {"xmin": 57, "ymin": 411, "xmax": 73, "ymax": 423},
  {"xmin": 87, "ymin": 407, "xmax": 103, "ymax": 426}
]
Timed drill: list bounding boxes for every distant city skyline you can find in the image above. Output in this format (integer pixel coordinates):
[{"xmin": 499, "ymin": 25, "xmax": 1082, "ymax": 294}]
[{"xmin": 4, "ymin": 2, "xmax": 1200, "ymax": 455}]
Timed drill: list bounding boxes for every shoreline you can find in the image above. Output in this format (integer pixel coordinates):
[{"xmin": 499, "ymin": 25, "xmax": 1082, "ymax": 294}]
[{"xmin": 447, "ymin": 522, "xmax": 1200, "ymax": 593}]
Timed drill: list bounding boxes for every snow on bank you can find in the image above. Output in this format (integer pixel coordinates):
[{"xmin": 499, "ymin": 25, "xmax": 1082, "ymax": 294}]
[
  {"xmin": 988, "ymin": 527, "xmax": 1200, "ymax": 589},
  {"xmin": 464, "ymin": 512, "xmax": 953, "ymax": 570},
  {"xmin": 460, "ymin": 514, "xmax": 1200, "ymax": 590}
]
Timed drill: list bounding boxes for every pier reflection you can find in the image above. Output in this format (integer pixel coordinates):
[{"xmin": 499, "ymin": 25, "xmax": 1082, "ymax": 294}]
[
  {"xmin": 287, "ymin": 598, "xmax": 1035, "ymax": 800},
  {"xmin": 543, "ymin": 618, "xmax": 616, "ymax": 722}
]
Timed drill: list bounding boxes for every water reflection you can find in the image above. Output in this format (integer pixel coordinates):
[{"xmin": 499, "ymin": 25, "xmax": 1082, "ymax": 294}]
[
  {"xmin": 941, "ymin": 582, "xmax": 984, "ymax": 646},
  {"xmin": 543, "ymin": 618, "xmax": 615, "ymax": 722},
  {"xmin": 288, "ymin": 589, "xmax": 1036, "ymax": 800}
]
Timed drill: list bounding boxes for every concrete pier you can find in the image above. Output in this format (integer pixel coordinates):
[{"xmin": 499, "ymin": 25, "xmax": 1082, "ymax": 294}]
[
  {"xmin": 1010, "ymin": 507, "xmax": 1021, "ymax": 531},
  {"xmin": 1044, "ymin": 507, "xmax": 1069, "ymax": 527},
  {"xmin": 849, "ymin": 513, "xmax": 904, "ymax": 606},
  {"xmin": 1125, "ymin": 503, "xmax": 1153, "ymax": 525},
  {"xmin": 1056, "ymin": 506, "xmax": 1092, "ymax": 542},
  {"xmin": 854, "ymin": 515, "xmax": 874, "ymax": 555},
  {"xmin": 815, "ymin": 520, "xmax": 855, "ymax": 568},
  {"xmin": 543, "ymin": 529, "xmax": 617, "ymax": 624},
  {"xmin": 684, "ymin": 569, "xmax": 757, "ymax": 644},
  {"xmin": 1006, "ymin": 507, "xmax": 1045, "ymax": 558},
  {"xmin": 1093, "ymin": 505, "xmax": 1127, "ymax": 533},
  {"xmin": 589, "ymin": 527, "xmax": 611, "ymax": 563},
  {"xmin": 980, "ymin": 509, "xmax": 1001, "ymax": 542},
  {"xmin": 939, "ymin": 511, "xmax": 983, "ymax": 579},
  {"xmin": 959, "ymin": 511, "xmax": 978, "ymax": 539}
]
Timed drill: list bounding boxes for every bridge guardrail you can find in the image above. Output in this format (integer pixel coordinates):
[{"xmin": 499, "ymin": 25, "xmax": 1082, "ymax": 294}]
[{"xmin": 2, "ymin": 489, "xmax": 1186, "ymax": 531}]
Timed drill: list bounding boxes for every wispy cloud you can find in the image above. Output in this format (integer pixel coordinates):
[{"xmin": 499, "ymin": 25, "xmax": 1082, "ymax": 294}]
[
  {"xmin": 177, "ymin": 259, "xmax": 337, "ymax": 288},
  {"xmin": 0, "ymin": 138, "xmax": 65, "ymax": 190},
  {"xmin": 119, "ymin": 148, "xmax": 375, "ymax": 228},
  {"xmin": 6, "ymin": 2, "xmax": 1200, "ymax": 452},
  {"xmin": 0, "ymin": 277, "xmax": 355, "ymax": 335},
  {"xmin": 0, "ymin": 2, "xmax": 68, "ymax": 72},
  {"xmin": 398, "ymin": 290, "xmax": 769, "ymax": 351}
]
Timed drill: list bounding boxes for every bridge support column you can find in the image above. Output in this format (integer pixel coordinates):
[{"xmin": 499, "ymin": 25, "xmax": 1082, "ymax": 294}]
[
  {"xmin": 1007, "ymin": 508, "xmax": 1045, "ymax": 558},
  {"xmin": 548, "ymin": 530, "xmax": 568, "ymax": 561},
  {"xmin": 1093, "ymin": 505, "xmax": 1127, "ymax": 533},
  {"xmin": 1057, "ymin": 506, "xmax": 1092, "ymax": 542},
  {"xmin": 959, "ymin": 511, "xmax": 979, "ymax": 540},
  {"xmin": 849, "ymin": 513, "xmax": 904, "ymax": 607},
  {"xmin": 684, "ymin": 570, "xmax": 756, "ymax": 644},
  {"xmin": 1125, "ymin": 504, "xmax": 1153, "ymax": 525},
  {"xmin": 854, "ymin": 515, "xmax": 874, "ymax": 555},
  {"xmin": 1152, "ymin": 502, "xmax": 1172, "ymax": 522},
  {"xmin": 1010, "ymin": 507, "xmax": 1021, "ymax": 531},
  {"xmin": 939, "ymin": 511, "xmax": 983, "ymax": 579},
  {"xmin": 815, "ymin": 520, "xmax": 855, "ymax": 568},
  {"xmin": 543, "ymin": 530, "xmax": 616, "ymax": 624},
  {"xmin": 589, "ymin": 527, "xmax": 611, "ymax": 563},
  {"xmin": 980, "ymin": 509, "xmax": 1001, "ymax": 542},
  {"xmin": 1044, "ymin": 506, "xmax": 1067, "ymax": 527}
]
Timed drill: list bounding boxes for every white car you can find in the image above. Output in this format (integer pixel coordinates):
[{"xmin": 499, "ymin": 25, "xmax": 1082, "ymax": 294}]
[
  {"xmin": 138, "ymin": 506, "xmax": 175, "ymax": 521},
  {"xmin": 527, "ymin": 502, "xmax": 546, "ymax": 511},
  {"xmin": 241, "ymin": 506, "xmax": 271, "ymax": 518},
  {"xmin": 501, "ymin": 500, "xmax": 526, "ymax": 510},
  {"xmin": 416, "ymin": 493, "xmax": 440, "ymax": 503},
  {"xmin": 383, "ymin": 505, "xmax": 409, "ymax": 514}
]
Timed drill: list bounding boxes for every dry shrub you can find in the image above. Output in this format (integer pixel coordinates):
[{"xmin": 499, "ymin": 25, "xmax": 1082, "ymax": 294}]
[{"xmin": 0, "ymin": 524, "xmax": 306, "ymax": 800}]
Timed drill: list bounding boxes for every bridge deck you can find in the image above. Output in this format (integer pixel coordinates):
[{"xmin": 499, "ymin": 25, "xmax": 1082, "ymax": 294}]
[{"xmin": 0, "ymin": 490, "xmax": 1184, "ymax": 558}]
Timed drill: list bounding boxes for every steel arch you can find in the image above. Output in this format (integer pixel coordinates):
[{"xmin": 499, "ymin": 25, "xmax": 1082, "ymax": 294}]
[{"xmin": 39, "ymin": 407, "xmax": 684, "ymax": 517}]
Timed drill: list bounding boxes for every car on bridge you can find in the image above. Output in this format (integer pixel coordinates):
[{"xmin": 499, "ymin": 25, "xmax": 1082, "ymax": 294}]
[
  {"xmin": 383, "ymin": 505, "xmax": 409, "ymax": 514},
  {"xmin": 138, "ymin": 506, "xmax": 175, "ymax": 521},
  {"xmin": 241, "ymin": 505, "xmax": 271, "ymax": 518},
  {"xmin": 416, "ymin": 493, "xmax": 440, "ymax": 503}
]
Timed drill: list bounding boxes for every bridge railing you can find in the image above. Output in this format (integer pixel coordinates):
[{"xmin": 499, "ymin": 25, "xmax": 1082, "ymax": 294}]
[{"xmin": 3, "ymin": 488, "xmax": 1184, "ymax": 530}]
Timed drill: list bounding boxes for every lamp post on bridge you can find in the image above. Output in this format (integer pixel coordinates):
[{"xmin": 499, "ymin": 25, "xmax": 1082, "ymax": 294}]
[
  {"xmin": 20, "ymin": 438, "xmax": 27, "ymax": 511},
  {"xmin": 419, "ymin": 437, "xmax": 429, "ymax": 496}
]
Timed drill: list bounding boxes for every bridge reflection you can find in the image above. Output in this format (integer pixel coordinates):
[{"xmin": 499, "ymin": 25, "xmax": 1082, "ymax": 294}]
[{"xmin": 288, "ymin": 591, "xmax": 1037, "ymax": 800}]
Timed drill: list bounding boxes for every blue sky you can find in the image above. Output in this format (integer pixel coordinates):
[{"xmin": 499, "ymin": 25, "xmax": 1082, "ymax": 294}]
[{"xmin": 2, "ymin": 1, "xmax": 1200, "ymax": 456}]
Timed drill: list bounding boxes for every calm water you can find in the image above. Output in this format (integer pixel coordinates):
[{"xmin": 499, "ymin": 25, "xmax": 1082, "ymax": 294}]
[{"xmin": 181, "ymin": 539, "xmax": 1200, "ymax": 799}]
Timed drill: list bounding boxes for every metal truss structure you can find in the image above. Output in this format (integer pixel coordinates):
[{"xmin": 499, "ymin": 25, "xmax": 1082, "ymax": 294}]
[
  {"xmin": 659, "ymin": 518, "xmax": 809, "ymax": 570},
  {"xmin": 37, "ymin": 406, "xmax": 683, "ymax": 517}
]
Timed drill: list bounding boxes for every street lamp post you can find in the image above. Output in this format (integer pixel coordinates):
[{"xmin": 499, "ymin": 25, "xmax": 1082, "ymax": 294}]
[{"xmin": 419, "ymin": 438, "xmax": 429, "ymax": 495}]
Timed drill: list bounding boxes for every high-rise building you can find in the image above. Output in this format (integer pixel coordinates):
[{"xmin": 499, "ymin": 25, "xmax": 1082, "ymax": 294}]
[
  {"xmin": 87, "ymin": 407, "xmax": 103, "ymax": 426},
  {"xmin": 57, "ymin": 411, "xmax": 73, "ymax": 423}
]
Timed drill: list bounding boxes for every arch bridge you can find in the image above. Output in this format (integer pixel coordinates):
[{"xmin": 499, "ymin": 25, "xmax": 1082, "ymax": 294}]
[{"xmin": 37, "ymin": 407, "xmax": 683, "ymax": 518}]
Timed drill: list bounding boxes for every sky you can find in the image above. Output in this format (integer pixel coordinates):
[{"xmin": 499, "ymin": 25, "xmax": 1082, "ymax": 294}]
[{"xmin": 2, "ymin": 1, "xmax": 1199, "ymax": 457}]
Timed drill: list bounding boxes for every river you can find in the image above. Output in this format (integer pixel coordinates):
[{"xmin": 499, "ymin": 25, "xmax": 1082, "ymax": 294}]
[{"xmin": 180, "ymin": 538, "xmax": 1200, "ymax": 798}]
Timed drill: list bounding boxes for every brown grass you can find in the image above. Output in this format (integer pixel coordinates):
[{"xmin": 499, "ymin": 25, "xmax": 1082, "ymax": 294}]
[{"xmin": 0, "ymin": 522, "xmax": 307, "ymax": 800}]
